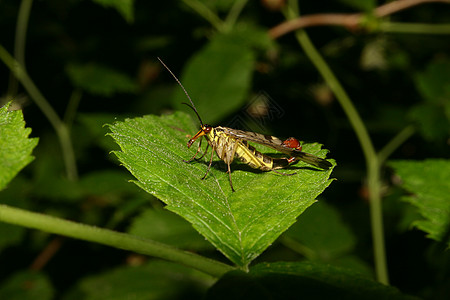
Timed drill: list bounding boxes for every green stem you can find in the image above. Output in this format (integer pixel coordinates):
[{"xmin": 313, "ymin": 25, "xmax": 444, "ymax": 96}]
[
  {"xmin": 380, "ymin": 22, "xmax": 450, "ymax": 34},
  {"xmin": 0, "ymin": 204, "xmax": 234, "ymax": 277},
  {"xmin": 7, "ymin": 0, "xmax": 34, "ymax": 96},
  {"xmin": 294, "ymin": 34, "xmax": 376, "ymax": 164},
  {"xmin": 181, "ymin": 0, "xmax": 224, "ymax": 32},
  {"xmin": 14, "ymin": 0, "xmax": 33, "ymax": 66},
  {"xmin": 223, "ymin": 0, "xmax": 248, "ymax": 31},
  {"xmin": 64, "ymin": 88, "xmax": 83, "ymax": 130},
  {"xmin": 0, "ymin": 45, "xmax": 78, "ymax": 181},
  {"xmin": 284, "ymin": 1, "xmax": 389, "ymax": 284},
  {"xmin": 57, "ymin": 124, "xmax": 78, "ymax": 181},
  {"xmin": 280, "ymin": 236, "xmax": 317, "ymax": 260},
  {"xmin": 367, "ymin": 158, "xmax": 388, "ymax": 283},
  {"xmin": 378, "ymin": 126, "xmax": 415, "ymax": 164}
]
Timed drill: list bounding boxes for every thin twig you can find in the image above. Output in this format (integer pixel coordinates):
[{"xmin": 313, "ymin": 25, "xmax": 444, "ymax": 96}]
[
  {"xmin": 7, "ymin": 0, "xmax": 34, "ymax": 97},
  {"xmin": 269, "ymin": 0, "xmax": 450, "ymax": 39},
  {"xmin": 30, "ymin": 237, "xmax": 64, "ymax": 271},
  {"xmin": 269, "ymin": 13, "xmax": 360, "ymax": 38},
  {"xmin": 374, "ymin": 0, "xmax": 450, "ymax": 17},
  {"xmin": 224, "ymin": 0, "xmax": 249, "ymax": 31},
  {"xmin": 378, "ymin": 126, "xmax": 415, "ymax": 164}
]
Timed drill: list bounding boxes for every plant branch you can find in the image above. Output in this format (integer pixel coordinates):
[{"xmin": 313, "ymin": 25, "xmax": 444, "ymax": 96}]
[
  {"xmin": 181, "ymin": 0, "xmax": 224, "ymax": 32},
  {"xmin": 14, "ymin": 0, "xmax": 33, "ymax": 67},
  {"xmin": 0, "ymin": 45, "xmax": 78, "ymax": 181},
  {"xmin": 379, "ymin": 22, "xmax": 450, "ymax": 34},
  {"xmin": 378, "ymin": 126, "xmax": 415, "ymax": 164},
  {"xmin": 374, "ymin": 0, "xmax": 450, "ymax": 17},
  {"xmin": 7, "ymin": 0, "xmax": 34, "ymax": 96},
  {"xmin": 269, "ymin": 13, "xmax": 360, "ymax": 38},
  {"xmin": 282, "ymin": 19, "xmax": 376, "ymax": 166},
  {"xmin": 366, "ymin": 156, "xmax": 388, "ymax": 283},
  {"xmin": 0, "ymin": 204, "xmax": 234, "ymax": 277},
  {"xmin": 64, "ymin": 88, "xmax": 83, "ymax": 130},
  {"xmin": 269, "ymin": 0, "xmax": 450, "ymax": 39},
  {"xmin": 283, "ymin": 1, "xmax": 388, "ymax": 284},
  {"xmin": 224, "ymin": 0, "xmax": 249, "ymax": 31},
  {"xmin": 280, "ymin": 236, "xmax": 317, "ymax": 260}
]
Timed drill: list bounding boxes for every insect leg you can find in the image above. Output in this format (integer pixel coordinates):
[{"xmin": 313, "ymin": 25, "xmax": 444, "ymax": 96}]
[
  {"xmin": 183, "ymin": 137, "xmax": 204, "ymax": 163},
  {"xmin": 271, "ymin": 157, "xmax": 297, "ymax": 176},
  {"xmin": 197, "ymin": 143, "xmax": 210, "ymax": 160},
  {"xmin": 227, "ymin": 162, "xmax": 235, "ymax": 192},
  {"xmin": 201, "ymin": 145, "xmax": 215, "ymax": 180}
]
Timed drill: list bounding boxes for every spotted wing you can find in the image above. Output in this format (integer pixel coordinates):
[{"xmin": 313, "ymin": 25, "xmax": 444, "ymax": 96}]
[
  {"xmin": 218, "ymin": 126, "xmax": 332, "ymax": 170},
  {"xmin": 218, "ymin": 127, "xmax": 289, "ymax": 151}
]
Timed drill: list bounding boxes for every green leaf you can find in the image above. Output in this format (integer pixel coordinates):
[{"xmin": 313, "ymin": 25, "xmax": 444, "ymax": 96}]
[
  {"xmin": 389, "ymin": 159, "xmax": 450, "ymax": 245},
  {"xmin": 0, "ymin": 271, "xmax": 54, "ymax": 300},
  {"xmin": 128, "ymin": 209, "xmax": 214, "ymax": 250},
  {"xmin": 91, "ymin": 0, "xmax": 134, "ymax": 23},
  {"xmin": 283, "ymin": 201, "xmax": 356, "ymax": 260},
  {"xmin": 0, "ymin": 102, "xmax": 38, "ymax": 191},
  {"xmin": 31, "ymin": 137, "xmax": 82, "ymax": 202},
  {"xmin": 171, "ymin": 36, "xmax": 255, "ymax": 123},
  {"xmin": 79, "ymin": 170, "xmax": 137, "ymax": 200},
  {"xmin": 408, "ymin": 103, "xmax": 449, "ymax": 141},
  {"xmin": 216, "ymin": 23, "xmax": 276, "ymax": 52},
  {"xmin": 409, "ymin": 60, "xmax": 450, "ymax": 141},
  {"xmin": 66, "ymin": 63, "xmax": 137, "ymax": 97},
  {"xmin": 201, "ymin": 0, "xmax": 236, "ymax": 12},
  {"xmin": 206, "ymin": 261, "xmax": 416, "ymax": 300},
  {"xmin": 0, "ymin": 222, "xmax": 25, "ymax": 252},
  {"xmin": 329, "ymin": 256, "xmax": 374, "ymax": 278},
  {"xmin": 62, "ymin": 261, "xmax": 212, "ymax": 300},
  {"xmin": 415, "ymin": 60, "xmax": 450, "ymax": 104},
  {"xmin": 108, "ymin": 112, "xmax": 335, "ymax": 267}
]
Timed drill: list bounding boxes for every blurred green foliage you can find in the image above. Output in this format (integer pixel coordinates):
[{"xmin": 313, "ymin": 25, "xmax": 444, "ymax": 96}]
[{"xmin": 0, "ymin": 0, "xmax": 449, "ymax": 299}]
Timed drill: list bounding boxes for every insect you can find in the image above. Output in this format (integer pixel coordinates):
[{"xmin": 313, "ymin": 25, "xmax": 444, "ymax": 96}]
[{"xmin": 158, "ymin": 58, "xmax": 332, "ymax": 192}]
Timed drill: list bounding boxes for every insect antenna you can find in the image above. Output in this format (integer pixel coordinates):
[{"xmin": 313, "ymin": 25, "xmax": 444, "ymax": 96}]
[
  {"xmin": 181, "ymin": 102, "xmax": 204, "ymax": 126},
  {"xmin": 157, "ymin": 57, "xmax": 204, "ymax": 126}
]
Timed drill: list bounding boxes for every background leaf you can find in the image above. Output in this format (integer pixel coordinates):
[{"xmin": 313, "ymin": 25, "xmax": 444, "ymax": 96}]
[
  {"xmin": 206, "ymin": 261, "xmax": 416, "ymax": 300},
  {"xmin": 389, "ymin": 159, "xmax": 450, "ymax": 246},
  {"xmin": 171, "ymin": 35, "xmax": 255, "ymax": 123},
  {"xmin": 415, "ymin": 60, "xmax": 450, "ymax": 104},
  {"xmin": 128, "ymin": 208, "xmax": 214, "ymax": 250},
  {"xmin": 283, "ymin": 201, "xmax": 356, "ymax": 260},
  {"xmin": 91, "ymin": 0, "xmax": 135, "ymax": 23},
  {"xmin": 0, "ymin": 102, "xmax": 38, "ymax": 191},
  {"xmin": 62, "ymin": 261, "xmax": 213, "ymax": 300},
  {"xmin": 409, "ymin": 59, "xmax": 450, "ymax": 141},
  {"xmin": 0, "ymin": 271, "xmax": 54, "ymax": 300},
  {"xmin": 109, "ymin": 112, "xmax": 335, "ymax": 267},
  {"xmin": 66, "ymin": 63, "xmax": 138, "ymax": 97}
]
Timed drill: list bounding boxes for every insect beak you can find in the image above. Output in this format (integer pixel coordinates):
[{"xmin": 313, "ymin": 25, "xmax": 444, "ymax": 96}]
[{"xmin": 187, "ymin": 129, "xmax": 206, "ymax": 148}]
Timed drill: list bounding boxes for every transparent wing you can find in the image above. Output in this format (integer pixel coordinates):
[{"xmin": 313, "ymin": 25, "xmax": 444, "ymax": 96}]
[{"xmin": 218, "ymin": 126, "xmax": 332, "ymax": 170}]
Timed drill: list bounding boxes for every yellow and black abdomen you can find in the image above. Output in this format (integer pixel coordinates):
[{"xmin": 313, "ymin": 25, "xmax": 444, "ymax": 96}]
[
  {"xmin": 235, "ymin": 141, "xmax": 290, "ymax": 171},
  {"xmin": 207, "ymin": 127, "xmax": 291, "ymax": 172}
]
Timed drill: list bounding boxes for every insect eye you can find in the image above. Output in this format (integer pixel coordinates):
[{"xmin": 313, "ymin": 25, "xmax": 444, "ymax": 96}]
[{"xmin": 203, "ymin": 125, "xmax": 212, "ymax": 133}]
